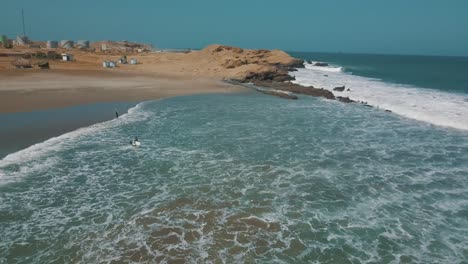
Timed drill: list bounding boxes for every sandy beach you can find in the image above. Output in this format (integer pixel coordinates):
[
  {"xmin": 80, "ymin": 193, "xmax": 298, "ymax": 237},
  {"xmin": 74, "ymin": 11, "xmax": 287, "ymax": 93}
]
[
  {"xmin": 0, "ymin": 70, "xmax": 243, "ymax": 113},
  {"xmin": 0, "ymin": 44, "xmax": 301, "ymax": 113},
  {"xmin": 0, "ymin": 43, "xmax": 303, "ymax": 157}
]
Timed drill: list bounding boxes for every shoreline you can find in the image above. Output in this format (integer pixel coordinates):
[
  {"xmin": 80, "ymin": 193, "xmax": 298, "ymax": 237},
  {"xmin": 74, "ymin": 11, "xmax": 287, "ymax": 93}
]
[
  {"xmin": 0, "ymin": 70, "xmax": 245, "ymax": 114},
  {"xmin": 0, "ymin": 44, "xmax": 304, "ymax": 113},
  {"xmin": 0, "ymin": 69, "xmax": 248, "ymax": 159},
  {"xmin": 0, "ymin": 43, "xmax": 303, "ymax": 157},
  {"xmin": 0, "ymin": 101, "xmax": 139, "ymax": 159}
]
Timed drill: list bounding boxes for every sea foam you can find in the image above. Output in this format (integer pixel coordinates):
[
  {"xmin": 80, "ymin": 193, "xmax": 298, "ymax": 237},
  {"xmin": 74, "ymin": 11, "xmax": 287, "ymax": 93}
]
[
  {"xmin": 304, "ymin": 62, "xmax": 343, "ymax": 72},
  {"xmin": 291, "ymin": 62, "xmax": 468, "ymax": 131},
  {"xmin": 0, "ymin": 101, "xmax": 150, "ymax": 186}
]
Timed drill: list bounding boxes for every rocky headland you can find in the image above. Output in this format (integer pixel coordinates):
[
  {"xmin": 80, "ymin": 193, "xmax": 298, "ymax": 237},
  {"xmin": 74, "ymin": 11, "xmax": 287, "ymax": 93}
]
[{"xmin": 200, "ymin": 45, "xmax": 354, "ymax": 103}]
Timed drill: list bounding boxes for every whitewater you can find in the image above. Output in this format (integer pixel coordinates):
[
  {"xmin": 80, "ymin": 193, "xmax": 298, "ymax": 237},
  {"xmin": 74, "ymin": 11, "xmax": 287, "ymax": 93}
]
[
  {"xmin": 290, "ymin": 61, "xmax": 468, "ymax": 131},
  {"xmin": 1, "ymin": 93, "xmax": 467, "ymax": 263}
]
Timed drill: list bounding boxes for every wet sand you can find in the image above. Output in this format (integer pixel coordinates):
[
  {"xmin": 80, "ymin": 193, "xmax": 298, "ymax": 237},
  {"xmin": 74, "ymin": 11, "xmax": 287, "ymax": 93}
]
[{"xmin": 0, "ymin": 101, "xmax": 139, "ymax": 159}]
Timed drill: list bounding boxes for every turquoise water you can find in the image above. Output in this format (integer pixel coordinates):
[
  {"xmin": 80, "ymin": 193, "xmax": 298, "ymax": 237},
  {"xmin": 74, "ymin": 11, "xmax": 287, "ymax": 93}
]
[{"xmin": 1, "ymin": 93, "xmax": 467, "ymax": 263}]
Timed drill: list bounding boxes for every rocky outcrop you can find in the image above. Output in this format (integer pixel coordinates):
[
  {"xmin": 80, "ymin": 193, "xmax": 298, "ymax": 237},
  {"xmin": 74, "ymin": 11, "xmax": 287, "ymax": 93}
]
[
  {"xmin": 244, "ymin": 69, "xmax": 295, "ymax": 82},
  {"xmin": 333, "ymin": 86, "xmax": 346, "ymax": 92},
  {"xmin": 223, "ymin": 59, "xmax": 248, "ymax": 69},
  {"xmin": 336, "ymin": 96, "xmax": 355, "ymax": 103},
  {"xmin": 314, "ymin": 62, "xmax": 329, "ymax": 67},
  {"xmin": 213, "ymin": 45, "xmax": 245, "ymax": 54},
  {"xmin": 201, "ymin": 44, "xmax": 304, "ymax": 76},
  {"xmin": 252, "ymin": 81, "xmax": 335, "ymax": 100}
]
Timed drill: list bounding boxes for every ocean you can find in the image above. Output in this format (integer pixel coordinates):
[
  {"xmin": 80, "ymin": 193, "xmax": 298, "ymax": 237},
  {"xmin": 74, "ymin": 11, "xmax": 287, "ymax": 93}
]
[
  {"xmin": 289, "ymin": 52, "xmax": 468, "ymax": 131},
  {"xmin": 1, "ymin": 53, "xmax": 468, "ymax": 263}
]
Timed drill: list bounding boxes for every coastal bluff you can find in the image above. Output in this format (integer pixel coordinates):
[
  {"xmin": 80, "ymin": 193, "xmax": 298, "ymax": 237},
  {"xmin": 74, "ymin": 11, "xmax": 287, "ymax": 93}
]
[
  {"xmin": 194, "ymin": 45, "xmax": 336, "ymax": 100},
  {"xmin": 193, "ymin": 44, "xmax": 304, "ymax": 81}
]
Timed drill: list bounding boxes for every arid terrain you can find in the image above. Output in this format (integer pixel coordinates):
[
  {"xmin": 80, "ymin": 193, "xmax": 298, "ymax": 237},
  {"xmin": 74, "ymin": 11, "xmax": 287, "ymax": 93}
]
[{"xmin": 0, "ymin": 43, "xmax": 304, "ymax": 113}]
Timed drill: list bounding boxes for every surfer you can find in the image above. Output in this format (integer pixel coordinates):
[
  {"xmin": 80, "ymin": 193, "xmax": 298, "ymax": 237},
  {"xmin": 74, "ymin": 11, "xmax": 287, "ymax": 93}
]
[
  {"xmin": 115, "ymin": 110, "xmax": 119, "ymax": 119},
  {"xmin": 130, "ymin": 137, "xmax": 140, "ymax": 146}
]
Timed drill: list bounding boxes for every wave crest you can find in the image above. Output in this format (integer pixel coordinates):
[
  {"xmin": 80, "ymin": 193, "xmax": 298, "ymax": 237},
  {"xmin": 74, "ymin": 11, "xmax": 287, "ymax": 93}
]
[{"xmin": 304, "ymin": 62, "xmax": 343, "ymax": 73}]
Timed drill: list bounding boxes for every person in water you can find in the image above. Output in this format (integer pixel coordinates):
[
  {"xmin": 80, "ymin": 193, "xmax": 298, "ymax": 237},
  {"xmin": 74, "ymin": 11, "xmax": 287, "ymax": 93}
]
[{"xmin": 131, "ymin": 137, "xmax": 139, "ymax": 145}]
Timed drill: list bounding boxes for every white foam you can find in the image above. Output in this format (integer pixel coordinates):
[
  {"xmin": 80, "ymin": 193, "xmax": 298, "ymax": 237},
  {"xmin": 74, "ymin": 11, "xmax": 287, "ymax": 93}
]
[
  {"xmin": 304, "ymin": 62, "xmax": 343, "ymax": 72},
  {"xmin": 290, "ymin": 63, "xmax": 468, "ymax": 131},
  {"xmin": 0, "ymin": 101, "xmax": 150, "ymax": 186}
]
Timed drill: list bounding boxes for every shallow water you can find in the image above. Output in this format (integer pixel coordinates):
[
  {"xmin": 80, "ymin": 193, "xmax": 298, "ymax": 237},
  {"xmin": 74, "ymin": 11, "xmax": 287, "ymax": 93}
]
[
  {"xmin": 0, "ymin": 102, "xmax": 136, "ymax": 159},
  {"xmin": 1, "ymin": 93, "xmax": 468, "ymax": 263}
]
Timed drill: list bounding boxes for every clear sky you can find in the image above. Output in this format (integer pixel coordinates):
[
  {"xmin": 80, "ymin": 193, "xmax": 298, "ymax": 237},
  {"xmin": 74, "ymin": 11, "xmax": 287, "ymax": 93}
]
[{"xmin": 2, "ymin": 0, "xmax": 467, "ymax": 56}]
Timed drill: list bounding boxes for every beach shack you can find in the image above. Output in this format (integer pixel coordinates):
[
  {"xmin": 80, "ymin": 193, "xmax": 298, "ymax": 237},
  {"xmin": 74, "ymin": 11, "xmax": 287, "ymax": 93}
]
[
  {"xmin": 61, "ymin": 53, "xmax": 73, "ymax": 61},
  {"xmin": 102, "ymin": 61, "xmax": 116, "ymax": 68}
]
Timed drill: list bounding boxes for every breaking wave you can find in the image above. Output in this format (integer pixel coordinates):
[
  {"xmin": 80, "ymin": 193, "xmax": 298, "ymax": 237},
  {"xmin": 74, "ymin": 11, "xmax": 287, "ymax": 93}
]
[{"xmin": 291, "ymin": 62, "xmax": 468, "ymax": 131}]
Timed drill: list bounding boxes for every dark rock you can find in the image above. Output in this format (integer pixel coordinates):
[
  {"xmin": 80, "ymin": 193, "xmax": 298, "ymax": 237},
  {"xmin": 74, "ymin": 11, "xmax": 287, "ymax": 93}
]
[
  {"xmin": 37, "ymin": 61, "xmax": 49, "ymax": 69},
  {"xmin": 244, "ymin": 70, "xmax": 294, "ymax": 82},
  {"xmin": 282, "ymin": 58, "xmax": 305, "ymax": 69},
  {"xmin": 324, "ymin": 75, "xmax": 328, "ymax": 77},
  {"xmin": 314, "ymin": 62, "xmax": 329, "ymax": 67},
  {"xmin": 336, "ymin": 96, "xmax": 355, "ymax": 103},
  {"xmin": 385, "ymin": 109, "xmax": 392, "ymax": 112},
  {"xmin": 346, "ymin": 88, "xmax": 351, "ymax": 91},
  {"xmin": 260, "ymin": 90, "xmax": 298, "ymax": 99},
  {"xmin": 333, "ymin": 86, "xmax": 346, "ymax": 92},
  {"xmin": 253, "ymin": 81, "xmax": 335, "ymax": 100},
  {"xmin": 272, "ymin": 74, "xmax": 295, "ymax": 82}
]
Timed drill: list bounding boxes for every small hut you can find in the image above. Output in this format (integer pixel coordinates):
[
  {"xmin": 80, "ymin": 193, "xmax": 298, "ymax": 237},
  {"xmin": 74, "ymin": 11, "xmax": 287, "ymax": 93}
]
[
  {"xmin": 60, "ymin": 40, "xmax": 74, "ymax": 49},
  {"xmin": 16, "ymin": 35, "xmax": 29, "ymax": 46},
  {"xmin": 46, "ymin": 41, "xmax": 58, "ymax": 49},
  {"xmin": 76, "ymin": 40, "xmax": 90, "ymax": 49},
  {"xmin": 102, "ymin": 61, "xmax": 116, "ymax": 68},
  {"xmin": 61, "ymin": 53, "xmax": 73, "ymax": 61}
]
